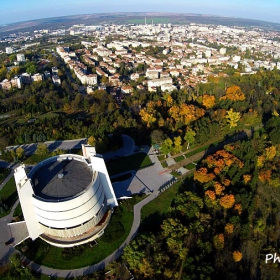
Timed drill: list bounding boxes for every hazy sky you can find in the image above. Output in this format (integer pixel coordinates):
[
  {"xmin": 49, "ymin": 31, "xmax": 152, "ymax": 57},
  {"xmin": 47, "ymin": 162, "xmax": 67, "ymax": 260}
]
[{"xmin": 0, "ymin": 0, "xmax": 279, "ymax": 25}]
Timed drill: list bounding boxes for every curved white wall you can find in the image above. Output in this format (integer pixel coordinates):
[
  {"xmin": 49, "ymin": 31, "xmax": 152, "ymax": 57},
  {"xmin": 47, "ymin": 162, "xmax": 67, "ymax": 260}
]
[{"xmin": 32, "ymin": 174, "xmax": 105, "ymax": 229}]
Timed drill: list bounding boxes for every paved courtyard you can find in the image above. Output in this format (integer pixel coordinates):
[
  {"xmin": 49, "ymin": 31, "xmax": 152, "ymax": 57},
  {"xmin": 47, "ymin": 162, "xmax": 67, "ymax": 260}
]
[{"xmin": 112, "ymin": 147, "xmax": 172, "ymax": 198}]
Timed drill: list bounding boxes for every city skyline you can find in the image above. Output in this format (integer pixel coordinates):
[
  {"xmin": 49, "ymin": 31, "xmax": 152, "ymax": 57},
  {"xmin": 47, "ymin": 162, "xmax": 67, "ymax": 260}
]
[{"xmin": 0, "ymin": 0, "xmax": 280, "ymax": 26}]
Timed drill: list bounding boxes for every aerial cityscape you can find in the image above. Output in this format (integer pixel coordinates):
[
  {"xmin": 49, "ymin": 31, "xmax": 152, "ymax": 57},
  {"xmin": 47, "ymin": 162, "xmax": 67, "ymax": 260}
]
[{"xmin": 0, "ymin": 1, "xmax": 280, "ymax": 279}]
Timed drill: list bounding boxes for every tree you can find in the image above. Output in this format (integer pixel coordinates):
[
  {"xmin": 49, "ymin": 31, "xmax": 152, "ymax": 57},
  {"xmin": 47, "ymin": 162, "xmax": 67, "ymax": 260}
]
[
  {"xmin": 8, "ymin": 252, "xmax": 33, "ymax": 279},
  {"xmin": 232, "ymin": 250, "xmax": 243, "ymax": 262},
  {"xmin": 221, "ymin": 85, "xmax": 245, "ymax": 101},
  {"xmin": 225, "ymin": 223, "xmax": 234, "ymax": 234},
  {"xmin": 225, "ymin": 108, "xmax": 241, "ymax": 128},
  {"xmin": 26, "ymin": 63, "xmax": 37, "ymax": 74},
  {"xmin": 101, "ymin": 76, "xmax": 109, "ymax": 85},
  {"xmin": 150, "ymin": 130, "xmax": 164, "ymax": 144},
  {"xmin": 16, "ymin": 147, "xmax": 25, "ymax": 161},
  {"xmin": 184, "ymin": 128, "xmax": 196, "ymax": 149},
  {"xmin": 202, "ymin": 94, "xmax": 216, "ymax": 109},
  {"xmin": 219, "ymin": 194, "xmax": 235, "ymax": 209},
  {"xmin": 194, "ymin": 168, "xmax": 215, "ymax": 183},
  {"xmin": 7, "ymin": 66, "xmax": 19, "ymax": 80},
  {"xmin": 35, "ymin": 143, "xmax": 49, "ymax": 156},
  {"xmin": 139, "ymin": 108, "xmax": 156, "ymax": 128},
  {"xmin": 173, "ymin": 136, "xmax": 182, "ymax": 154},
  {"xmin": 0, "ymin": 66, "xmax": 7, "ymax": 81},
  {"xmin": 213, "ymin": 234, "xmax": 224, "ymax": 250},
  {"xmin": 88, "ymin": 136, "xmax": 97, "ymax": 146},
  {"xmin": 265, "ymin": 146, "xmax": 276, "ymax": 160},
  {"xmin": 160, "ymin": 138, "xmax": 173, "ymax": 157}
]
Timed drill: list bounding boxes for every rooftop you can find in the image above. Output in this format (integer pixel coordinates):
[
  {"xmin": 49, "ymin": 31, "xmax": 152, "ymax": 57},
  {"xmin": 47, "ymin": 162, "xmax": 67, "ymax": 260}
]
[{"xmin": 31, "ymin": 159, "xmax": 93, "ymax": 200}]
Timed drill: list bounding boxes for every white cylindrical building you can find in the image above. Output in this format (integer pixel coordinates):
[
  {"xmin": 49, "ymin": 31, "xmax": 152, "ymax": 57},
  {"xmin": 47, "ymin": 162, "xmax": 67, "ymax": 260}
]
[{"xmin": 14, "ymin": 146, "xmax": 118, "ymax": 247}]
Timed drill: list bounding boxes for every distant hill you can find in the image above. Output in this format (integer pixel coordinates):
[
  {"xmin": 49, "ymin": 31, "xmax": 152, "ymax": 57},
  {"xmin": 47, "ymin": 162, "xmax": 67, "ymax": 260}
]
[{"xmin": 1, "ymin": 12, "xmax": 280, "ymax": 35}]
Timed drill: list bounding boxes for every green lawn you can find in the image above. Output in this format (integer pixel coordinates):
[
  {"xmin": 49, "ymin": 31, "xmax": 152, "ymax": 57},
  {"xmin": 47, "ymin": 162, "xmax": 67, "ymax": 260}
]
[
  {"xmin": 106, "ymin": 153, "xmax": 152, "ymax": 176},
  {"xmin": 0, "ymin": 168, "xmax": 10, "ymax": 184},
  {"xmin": 24, "ymin": 154, "xmax": 51, "ymax": 165},
  {"xmin": 185, "ymin": 163, "xmax": 196, "ymax": 170},
  {"xmin": 0, "ymin": 177, "xmax": 17, "ymax": 217},
  {"xmin": 171, "ymin": 171, "xmax": 181, "ymax": 178},
  {"xmin": 17, "ymin": 197, "xmax": 143, "ymax": 269},
  {"xmin": 140, "ymin": 180, "xmax": 181, "ymax": 232},
  {"xmin": 161, "ymin": 160, "xmax": 168, "ymax": 168},
  {"xmin": 174, "ymin": 155, "xmax": 185, "ymax": 162},
  {"xmin": 184, "ymin": 146, "xmax": 208, "ymax": 158},
  {"xmin": 157, "ymin": 155, "xmax": 165, "ymax": 161}
]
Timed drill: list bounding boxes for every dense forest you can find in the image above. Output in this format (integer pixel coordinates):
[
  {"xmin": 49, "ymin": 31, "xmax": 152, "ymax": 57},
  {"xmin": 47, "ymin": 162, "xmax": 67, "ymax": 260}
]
[
  {"xmin": 1, "ymin": 68, "xmax": 280, "ymax": 154},
  {"xmin": 122, "ymin": 116, "xmax": 280, "ymax": 279}
]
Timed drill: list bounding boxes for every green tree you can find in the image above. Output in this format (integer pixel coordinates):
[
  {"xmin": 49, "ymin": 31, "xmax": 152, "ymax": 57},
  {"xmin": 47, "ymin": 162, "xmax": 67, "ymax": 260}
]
[
  {"xmin": 35, "ymin": 143, "xmax": 49, "ymax": 156},
  {"xmin": 26, "ymin": 63, "xmax": 37, "ymax": 74},
  {"xmin": 150, "ymin": 130, "xmax": 164, "ymax": 144},
  {"xmin": 173, "ymin": 136, "xmax": 182, "ymax": 154},
  {"xmin": 7, "ymin": 252, "xmax": 33, "ymax": 279},
  {"xmin": 184, "ymin": 128, "xmax": 196, "ymax": 149},
  {"xmin": 16, "ymin": 147, "xmax": 25, "ymax": 161},
  {"xmin": 88, "ymin": 136, "xmax": 97, "ymax": 146},
  {"xmin": 161, "ymin": 138, "xmax": 173, "ymax": 157}
]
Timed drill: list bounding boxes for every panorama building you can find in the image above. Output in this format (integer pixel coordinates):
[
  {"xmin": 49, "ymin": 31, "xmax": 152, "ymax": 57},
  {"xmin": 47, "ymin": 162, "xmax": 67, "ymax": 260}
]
[{"xmin": 13, "ymin": 144, "xmax": 118, "ymax": 248}]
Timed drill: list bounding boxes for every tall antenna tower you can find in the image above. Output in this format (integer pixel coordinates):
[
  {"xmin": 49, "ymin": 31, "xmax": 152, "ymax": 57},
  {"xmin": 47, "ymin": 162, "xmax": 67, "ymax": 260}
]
[{"xmin": 145, "ymin": 17, "xmax": 147, "ymax": 25}]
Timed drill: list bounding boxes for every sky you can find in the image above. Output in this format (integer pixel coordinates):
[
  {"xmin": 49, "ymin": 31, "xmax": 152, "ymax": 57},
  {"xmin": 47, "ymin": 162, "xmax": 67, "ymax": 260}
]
[{"xmin": 0, "ymin": 0, "xmax": 280, "ymax": 25}]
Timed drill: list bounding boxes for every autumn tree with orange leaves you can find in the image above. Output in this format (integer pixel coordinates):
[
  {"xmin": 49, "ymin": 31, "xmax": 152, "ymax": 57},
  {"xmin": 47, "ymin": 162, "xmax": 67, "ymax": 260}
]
[
  {"xmin": 220, "ymin": 194, "xmax": 235, "ymax": 209},
  {"xmin": 202, "ymin": 94, "xmax": 216, "ymax": 109},
  {"xmin": 220, "ymin": 85, "xmax": 245, "ymax": 101},
  {"xmin": 232, "ymin": 250, "xmax": 242, "ymax": 262},
  {"xmin": 225, "ymin": 223, "xmax": 234, "ymax": 234},
  {"xmin": 168, "ymin": 104, "xmax": 205, "ymax": 125},
  {"xmin": 194, "ymin": 167, "xmax": 215, "ymax": 183}
]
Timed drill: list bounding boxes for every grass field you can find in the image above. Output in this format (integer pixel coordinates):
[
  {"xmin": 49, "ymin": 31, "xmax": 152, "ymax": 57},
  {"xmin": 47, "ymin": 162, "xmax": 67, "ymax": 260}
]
[
  {"xmin": 174, "ymin": 155, "xmax": 185, "ymax": 162},
  {"xmin": 140, "ymin": 180, "xmax": 181, "ymax": 232},
  {"xmin": 0, "ymin": 168, "xmax": 10, "ymax": 184},
  {"xmin": 0, "ymin": 177, "xmax": 17, "ymax": 217},
  {"xmin": 105, "ymin": 153, "xmax": 152, "ymax": 176},
  {"xmin": 185, "ymin": 163, "xmax": 196, "ymax": 170},
  {"xmin": 171, "ymin": 171, "xmax": 181, "ymax": 178},
  {"xmin": 24, "ymin": 154, "xmax": 51, "ymax": 165},
  {"xmin": 157, "ymin": 155, "xmax": 165, "ymax": 161}
]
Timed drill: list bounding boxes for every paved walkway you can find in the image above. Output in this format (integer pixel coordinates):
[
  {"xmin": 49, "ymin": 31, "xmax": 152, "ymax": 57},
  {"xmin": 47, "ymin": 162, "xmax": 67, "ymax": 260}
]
[{"xmin": 0, "ymin": 200, "xmax": 18, "ymax": 265}]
